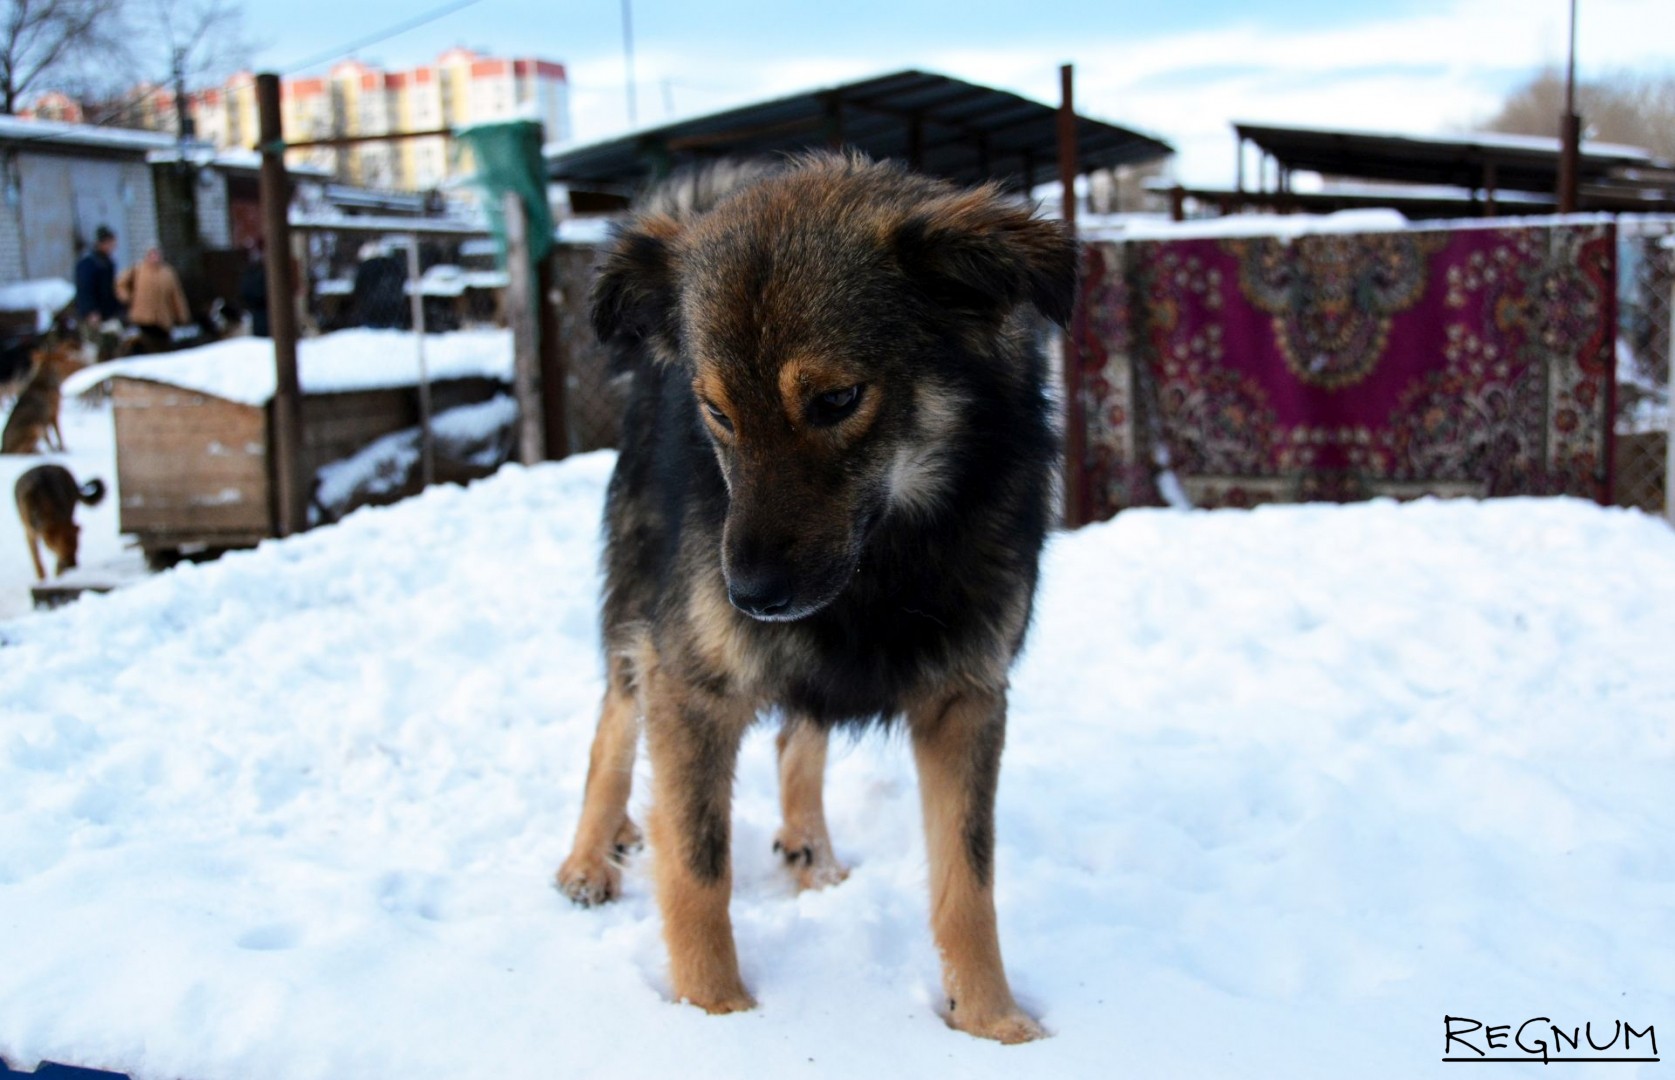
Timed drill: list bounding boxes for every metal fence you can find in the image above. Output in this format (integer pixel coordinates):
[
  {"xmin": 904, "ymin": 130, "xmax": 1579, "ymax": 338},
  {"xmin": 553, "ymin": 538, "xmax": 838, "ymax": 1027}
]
[
  {"xmin": 549, "ymin": 241, "xmax": 621, "ymax": 453},
  {"xmin": 1615, "ymin": 216, "xmax": 1675, "ymax": 520}
]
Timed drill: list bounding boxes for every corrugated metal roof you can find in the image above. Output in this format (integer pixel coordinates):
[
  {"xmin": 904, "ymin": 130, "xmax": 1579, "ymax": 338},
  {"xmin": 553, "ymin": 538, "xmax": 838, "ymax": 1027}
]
[
  {"xmin": 1234, "ymin": 121, "xmax": 1661, "ymax": 194},
  {"xmin": 547, "ymin": 69, "xmax": 1172, "ymax": 195}
]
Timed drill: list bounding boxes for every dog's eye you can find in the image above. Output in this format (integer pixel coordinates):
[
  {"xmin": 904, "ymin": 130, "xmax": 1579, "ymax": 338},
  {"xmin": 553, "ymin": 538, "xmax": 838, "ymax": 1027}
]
[
  {"xmin": 808, "ymin": 384, "xmax": 864, "ymax": 427},
  {"xmin": 701, "ymin": 399, "xmax": 734, "ymax": 432}
]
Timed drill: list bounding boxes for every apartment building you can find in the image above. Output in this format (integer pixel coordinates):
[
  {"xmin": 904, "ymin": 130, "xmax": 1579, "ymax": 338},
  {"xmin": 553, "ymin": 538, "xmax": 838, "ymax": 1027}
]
[{"xmin": 79, "ymin": 49, "xmax": 570, "ymax": 192}]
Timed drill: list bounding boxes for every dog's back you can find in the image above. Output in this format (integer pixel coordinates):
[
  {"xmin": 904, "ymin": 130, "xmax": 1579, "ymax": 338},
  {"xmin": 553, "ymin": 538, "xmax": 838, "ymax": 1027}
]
[
  {"xmin": 15, "ymin": 463, "xmax": 104, "ymax": 580},
  {"xmin": 1, "ymin": 343, "xmax": 83, "ymax": 454}
]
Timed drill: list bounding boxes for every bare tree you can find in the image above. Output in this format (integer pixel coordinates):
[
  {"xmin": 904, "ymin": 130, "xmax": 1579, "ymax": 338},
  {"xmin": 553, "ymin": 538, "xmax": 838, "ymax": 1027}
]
[
  {"xmin": 0, "ymin": 0, "xmax": 129, "ymax": 113},
  {"xmin": 1483, "ymin": 66, "xmax": 1675, "ymax": 161}
]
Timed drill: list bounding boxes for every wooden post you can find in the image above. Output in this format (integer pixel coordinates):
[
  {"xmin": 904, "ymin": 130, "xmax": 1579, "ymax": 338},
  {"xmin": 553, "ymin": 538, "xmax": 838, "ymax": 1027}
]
[
  {"xmin": 406, "ymin": 233, "xmax": 435, "ymax": 488},
  {"xmin": 504, "ymin": 190, "xmax": 545, "ymax": 465},
  {"xmin": 1057, "ymin": 62, "xmax": 1086, "ymax": 529},
  {"xmin": 257, "ymin": 72, "xmax": 306, "ymax": 538},
  {"xmin": 537, "ymin": 251, "xmax": 569, "ymax": 459}
]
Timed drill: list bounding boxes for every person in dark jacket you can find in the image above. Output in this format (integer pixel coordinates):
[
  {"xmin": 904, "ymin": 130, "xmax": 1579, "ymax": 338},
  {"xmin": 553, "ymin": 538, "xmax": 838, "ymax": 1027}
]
[
  {"xmin": 75, "ymin": 226, "xmax": 122, "ymax": 320},
  {"xmin": 74, "ymin": 226, "xmax": 123, "ymax": 358}
]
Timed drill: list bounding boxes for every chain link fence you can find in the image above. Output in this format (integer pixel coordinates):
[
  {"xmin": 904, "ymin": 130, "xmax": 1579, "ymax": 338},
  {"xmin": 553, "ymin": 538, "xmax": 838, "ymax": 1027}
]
[
  {"xmin": 1615, "ymin": 216, "xmax": 1675, "ymax": 520},
  {"xmin": 549, "ymin": 240, "xmax": 621, "ymax": 452}
]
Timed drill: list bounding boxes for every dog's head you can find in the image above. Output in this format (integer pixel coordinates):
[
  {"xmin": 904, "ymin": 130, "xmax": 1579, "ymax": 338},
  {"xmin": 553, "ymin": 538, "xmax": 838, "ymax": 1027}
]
[{"xmin": 593, "ymin": 154, "xmax": 1076, "ymax": 622}]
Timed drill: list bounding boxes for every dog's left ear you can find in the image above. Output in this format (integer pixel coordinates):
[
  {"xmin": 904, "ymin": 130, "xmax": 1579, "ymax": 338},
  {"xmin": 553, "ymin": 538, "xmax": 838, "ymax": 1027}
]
[{"xmin": 895, "ymin": 188, "xmax": 1078, "ymax": 327}]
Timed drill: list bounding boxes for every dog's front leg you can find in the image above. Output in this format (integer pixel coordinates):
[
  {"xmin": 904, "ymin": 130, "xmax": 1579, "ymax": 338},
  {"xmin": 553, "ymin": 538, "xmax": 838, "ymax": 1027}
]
[
  {"xmin": 773, "ymin": 717, "xmax": 849, "ymax": 891},
  {"xmin": 644, "ymin": 667, "xmax": 755, "ymax": 1014},
  {"xmin": 910, "ymin": 687, "xmax": 1044, "ymax": 1044}
]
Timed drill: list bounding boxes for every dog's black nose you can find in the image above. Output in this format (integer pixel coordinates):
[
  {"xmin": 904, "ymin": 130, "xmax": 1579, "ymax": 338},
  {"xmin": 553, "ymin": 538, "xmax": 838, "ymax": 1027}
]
[{"xmin": 727, "ymin": 566, "xmax": 794, "ymax": 619}]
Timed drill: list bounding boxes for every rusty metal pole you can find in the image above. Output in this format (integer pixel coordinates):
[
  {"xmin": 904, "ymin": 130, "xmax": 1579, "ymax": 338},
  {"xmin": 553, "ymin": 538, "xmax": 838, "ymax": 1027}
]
[
  {"xmin": 1057, "ymin": 62, "xmax": 1086, "ymax": 528},
  {"xmin": 257, "ymin": 72, "xmax": 306, "ymax": 537},
  {"xmin": 1666, "ymin": 265, "xmax": 1675, "ymax": 524},
  {"xmin": 1558, "ymin": 0, "xmax": 1581, "ymax": 213}
]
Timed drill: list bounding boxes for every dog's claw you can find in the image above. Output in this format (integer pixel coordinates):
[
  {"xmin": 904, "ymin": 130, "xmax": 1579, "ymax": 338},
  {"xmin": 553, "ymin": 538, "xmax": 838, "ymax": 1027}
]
[{"xmin": 772, "ymin": 828, "xmax": 849, "ymax": 891}]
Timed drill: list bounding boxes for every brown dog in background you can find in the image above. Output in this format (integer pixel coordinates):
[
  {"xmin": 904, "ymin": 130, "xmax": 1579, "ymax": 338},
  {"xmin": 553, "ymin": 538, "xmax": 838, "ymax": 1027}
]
[
  {"xmin": 556, "ymin": 154, "xmax": 1073, "ymax": 1043},
  {"xmin": 15, "ymin": 464, "xmax": 106, "ymax": 580},
  {"xmin": 1, "ymin": 341, "xmax": 85, "ymax": 454}
]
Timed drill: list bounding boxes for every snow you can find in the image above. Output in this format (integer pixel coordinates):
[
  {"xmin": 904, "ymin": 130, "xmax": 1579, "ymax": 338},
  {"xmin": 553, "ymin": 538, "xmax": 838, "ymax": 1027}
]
[
  {"xmin": 0, "ymin": 115, "xmax": 175, "ymax": 153},
  {"xmin": 61, "ymin": 329, "xmax": 514, "ymax": 407},
  {"xmin": 1089, "ymin": 210, "xmax": 1617, "ymax": 242},
  {"xmin": 0, "ymin": 279, "xmax": 76, "ymax": 331},
  {"xmin": 310, "ymin": 395, "xmax": 516, "ymax": 523},
  {"xmin": 1, "ymin": 450, "xmax": 1672, "ymax": 1079}
]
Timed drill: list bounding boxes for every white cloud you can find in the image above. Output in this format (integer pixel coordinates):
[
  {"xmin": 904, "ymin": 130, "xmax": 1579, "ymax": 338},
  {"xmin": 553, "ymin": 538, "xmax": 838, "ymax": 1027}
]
[{"xmin": 558, "ymin": 0, "xmax": 1675, "ymax": 186}]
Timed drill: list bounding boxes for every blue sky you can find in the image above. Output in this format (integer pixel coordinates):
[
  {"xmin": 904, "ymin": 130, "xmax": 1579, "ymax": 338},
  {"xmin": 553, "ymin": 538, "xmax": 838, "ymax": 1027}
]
[{"xmin": 243, "ymin": 0, "xmax": 1674, "ymax": 185}]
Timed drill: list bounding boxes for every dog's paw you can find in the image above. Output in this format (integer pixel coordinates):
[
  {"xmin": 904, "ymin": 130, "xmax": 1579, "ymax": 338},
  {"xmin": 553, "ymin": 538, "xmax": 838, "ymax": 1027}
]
[
  {"xmin": 681, "ymin": 986, "xmax": 757, "ymax": 1015},
  {"xmin": 555, "ymin": 817, "xmax": 643, "ymax": 907},
  {"xmin": 555, "ymin": 851, "xmax": 623, "ymax": 907},
  {"xmin": 946, "ymin": 1004, "xmax": 1047, "ymax": 1045},
  {"xmin": 772, "ymin": 828, "xmax": 849, "ymax": 892},
  {"xmin": 612, "ymin": 816, "xmax": 644, "ymax": 856}
]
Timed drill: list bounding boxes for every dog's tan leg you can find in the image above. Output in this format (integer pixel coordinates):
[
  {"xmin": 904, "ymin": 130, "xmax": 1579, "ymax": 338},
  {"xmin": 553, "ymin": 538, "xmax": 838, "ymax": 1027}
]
[
  {"xmin": 644, "ymin": 667, "xmax": 753, "ymax": 1014},
  {"xmin": 557, "ymin": 657, "xmax": 644, "ymax": 906},
  {"xmin": 909, "ymin": 687, "xmax": 1043, "ymax": 1044},
  {"xmin": 23, "ymin": 525, "xmax": 45, "ymax": 581},
  {"xmin": 773, "ymin": 717, "xmax": 848, "ymax": 891}
]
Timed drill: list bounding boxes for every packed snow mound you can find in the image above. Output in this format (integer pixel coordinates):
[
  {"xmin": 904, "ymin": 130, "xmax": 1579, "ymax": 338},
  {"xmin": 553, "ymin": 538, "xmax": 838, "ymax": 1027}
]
[
  {"xmin": 1, "ymin": 462, "xmax": 1672, "ymax": 1080},
  {"xmin": 61, "ymin": 328, "xmax": 512, "ymax": 406}
]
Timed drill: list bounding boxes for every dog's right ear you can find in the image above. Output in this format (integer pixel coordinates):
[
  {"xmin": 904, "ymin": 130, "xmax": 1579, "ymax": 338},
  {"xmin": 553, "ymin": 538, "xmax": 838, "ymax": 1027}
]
[{"xmin": 590, "ymin": 214, "xmax": 681, "ymax": 349}]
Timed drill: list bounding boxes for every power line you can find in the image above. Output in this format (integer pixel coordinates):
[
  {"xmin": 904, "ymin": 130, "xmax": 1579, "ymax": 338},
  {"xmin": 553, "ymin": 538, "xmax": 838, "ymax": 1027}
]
[{"xmin": 280, "ymin": 0, "xmax": 488, "ymax": 75}]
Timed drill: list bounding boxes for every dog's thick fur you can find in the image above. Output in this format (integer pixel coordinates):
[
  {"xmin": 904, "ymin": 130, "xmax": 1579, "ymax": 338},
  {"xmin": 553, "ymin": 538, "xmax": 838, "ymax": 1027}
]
[
  {"xmin": 556, "ymin": 153, "xmax": 1074, "ymax": 1044},
  {"xmin": 1, "ymin": 341, "xmax": 85, "ymax": 454},
  {"xmin": 16, "ymin": 464, "xmax": 105, "ymax": 580}
]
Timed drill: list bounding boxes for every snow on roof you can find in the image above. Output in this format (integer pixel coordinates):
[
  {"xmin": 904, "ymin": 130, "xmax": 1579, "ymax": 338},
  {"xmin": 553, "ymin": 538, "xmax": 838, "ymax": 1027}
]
[
  {"xmin": 0, "ymin": 462, "xmax": 1671, "ymax": 1079},
  {"xmin": 0, "ymin": 114, "xmax": 176, "ymax": 153},
  {"xmin": 63, "ymin": 328, "xmax": 512, "ymax": 405},
  {"xmin": 0, "ymin": 278, "xmax": 74, "ymax": 330},
  {"xmin": 1089, "ymin": 209, "xmax": 1617, "ymax": 242},
  {"xmin": 147, "ymin": 144, "xmax": 335, "ymax": 177}
]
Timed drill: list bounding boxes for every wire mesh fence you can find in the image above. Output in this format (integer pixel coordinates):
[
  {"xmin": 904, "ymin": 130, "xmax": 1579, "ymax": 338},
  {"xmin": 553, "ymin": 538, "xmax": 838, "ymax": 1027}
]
[
  {"xmin": 1615, "ymin": 216, "xmax": 1675, "ymax": 520},
  {"xmin": 549, "ymin": 241, "xmax": 621, "ymax": 453}
]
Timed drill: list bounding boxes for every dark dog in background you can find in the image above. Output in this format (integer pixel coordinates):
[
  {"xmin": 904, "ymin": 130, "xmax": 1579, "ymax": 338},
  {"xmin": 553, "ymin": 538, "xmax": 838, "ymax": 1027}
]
[
  {"xmin": 15, "ymin": 464, "xmax": 105, "ymax": 580},
  {"xmin": 1, "ymin": 340, "xmax": 85, "ymax": 454},
  {"xmin": 556, "ymin": 153, "xmax": 1074, "ymax": 1043}
]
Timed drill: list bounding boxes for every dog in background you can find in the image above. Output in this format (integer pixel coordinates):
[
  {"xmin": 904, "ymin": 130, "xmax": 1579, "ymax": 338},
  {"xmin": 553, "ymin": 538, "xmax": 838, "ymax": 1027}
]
[
  {"xmin": 15, "ymin": 464, "xmax": 105, "ymax": 580},
  {"xmin": 0, "ymin": 335, "xmax": 37, "ymax": 409},
  {"xmin": 556, "ymin": 153, "xmax": 1074, "ymax": 1044},
  {"xmin": 1, "ymin": 340, "xmax": 85, "ymax": 454}
]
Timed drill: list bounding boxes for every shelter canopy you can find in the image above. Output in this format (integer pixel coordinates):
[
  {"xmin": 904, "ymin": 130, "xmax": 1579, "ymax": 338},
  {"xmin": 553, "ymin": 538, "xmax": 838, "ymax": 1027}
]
[{"xmin": 548, "ymin": 69, "xmax": 1172, "ymax": 200}]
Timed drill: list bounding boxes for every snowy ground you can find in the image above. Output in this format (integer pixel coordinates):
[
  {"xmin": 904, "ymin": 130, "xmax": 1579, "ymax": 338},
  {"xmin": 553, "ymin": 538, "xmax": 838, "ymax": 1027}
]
[
  {"xmin": 0, "ymin": 396, "xmax": 139, "ymax": 622},
  {"xmin": 1, "ymin": 454, "xmax": 1673, "ymax": 1079}
]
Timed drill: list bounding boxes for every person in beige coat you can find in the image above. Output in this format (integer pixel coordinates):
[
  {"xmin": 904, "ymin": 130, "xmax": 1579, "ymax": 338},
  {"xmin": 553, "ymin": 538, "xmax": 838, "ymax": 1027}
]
[{"xmin": 116, "ymin": 247, "xmax": 192, "ymax": 353}]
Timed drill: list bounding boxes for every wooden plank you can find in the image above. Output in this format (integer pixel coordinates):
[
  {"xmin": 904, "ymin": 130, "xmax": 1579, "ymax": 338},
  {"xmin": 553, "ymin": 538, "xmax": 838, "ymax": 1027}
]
[{"xmin": 110, "ymin": 377, "xmax": 272, "ymax": 538}]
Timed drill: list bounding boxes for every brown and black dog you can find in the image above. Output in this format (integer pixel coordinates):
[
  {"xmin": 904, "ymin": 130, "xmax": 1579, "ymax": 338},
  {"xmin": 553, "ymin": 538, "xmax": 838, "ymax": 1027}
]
[
  {"xmin": 556, "ymin": 154, "xmax": 1074, "ymax": 1044},
  {"xmin": 1, "ymin": 341, "xmax": 86, "ymax": 454},
  {"xmin": 15, "ymin": 463, "xmax": 106, "ymax": 580}
]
